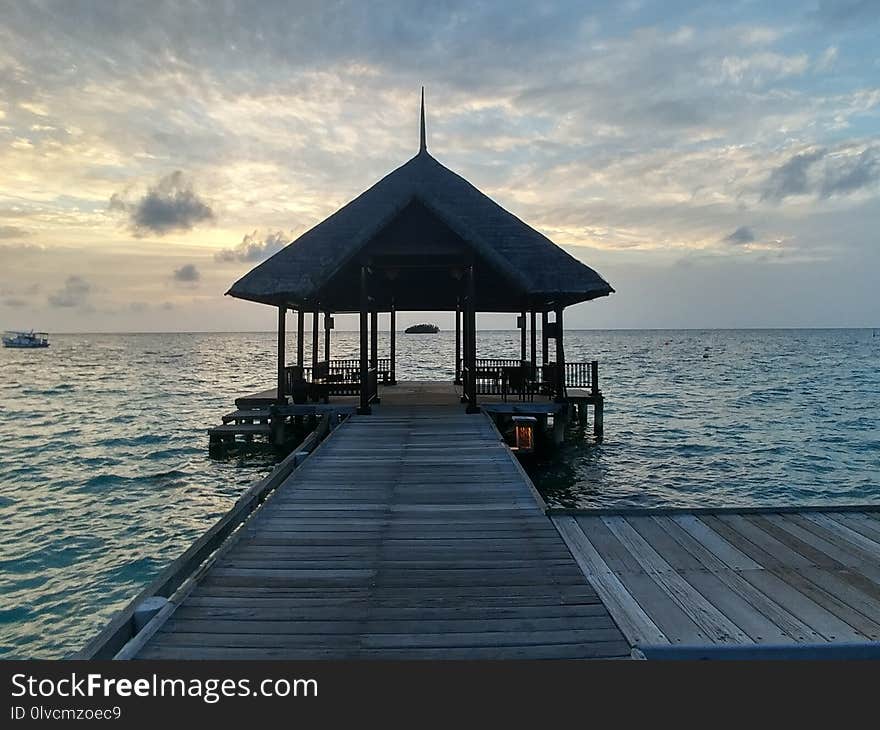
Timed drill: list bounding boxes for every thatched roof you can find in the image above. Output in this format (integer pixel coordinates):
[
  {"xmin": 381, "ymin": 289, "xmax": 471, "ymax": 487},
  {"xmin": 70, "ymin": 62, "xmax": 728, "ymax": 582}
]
[{"xmin": 227, "ymin": 100, "xmax": 613, "ymax": 312}]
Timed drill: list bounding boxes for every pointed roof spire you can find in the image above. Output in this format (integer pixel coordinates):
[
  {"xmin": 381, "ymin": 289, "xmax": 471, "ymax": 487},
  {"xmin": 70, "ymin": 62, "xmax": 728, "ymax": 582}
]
[{"xmin": 419, "ymin": 86, "xmax": 427, "ymax": 153}]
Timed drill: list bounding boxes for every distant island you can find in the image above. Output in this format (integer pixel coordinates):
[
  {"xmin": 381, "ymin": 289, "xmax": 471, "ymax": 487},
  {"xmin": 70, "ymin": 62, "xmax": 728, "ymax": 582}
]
[{"xmin": 404, "ymin": 323, "xmax": 440, "ymax": 334}]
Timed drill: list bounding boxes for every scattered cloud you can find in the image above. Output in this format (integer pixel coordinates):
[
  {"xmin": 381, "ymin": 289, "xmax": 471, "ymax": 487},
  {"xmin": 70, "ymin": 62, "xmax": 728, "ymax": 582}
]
[
  {"xmin": 724, "ymin": 226, "xmax": 756, "ymax": 245},
  {"xmin": 0, "ymin": 2, "xmax": 878, "ymax": 328},
  {"xmin": 761, "ymin": 144, "xmax": 880, "ymax": 201},
  {"xmin": 110, "ymin": 171, "xmax": 214, "ymax": 236},
  {"xmin": 172, "ymin": 263, "xmax": 200, "ymax": 284},
  {"xmin": 0, "ymin": 225, "xmax": 31, "ymax": 239},
  {"xmin": 214, "ymin": 230, "xmax": 292, "ymax": 263},
  {"xmin": 47, "ymin": 276, "xmax": 91, "ymax": 308},
  {"xmin": 820, "ymin": 146, "xmax": 880, "ymax": 197}
]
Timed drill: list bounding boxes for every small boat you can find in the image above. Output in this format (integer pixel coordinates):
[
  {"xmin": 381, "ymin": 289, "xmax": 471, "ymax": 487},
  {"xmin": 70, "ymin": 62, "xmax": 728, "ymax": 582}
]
[
  {"xmin": 2, "ymin": 330, "xmax": 50, "ymax": 348},
  {"xmin": 404, "ymin": 323, "xmax": 439, "ymax": 334}
]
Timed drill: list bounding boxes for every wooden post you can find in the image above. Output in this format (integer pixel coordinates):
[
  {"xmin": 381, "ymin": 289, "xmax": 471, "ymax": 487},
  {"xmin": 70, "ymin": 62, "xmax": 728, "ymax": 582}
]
[
  {"xmin": 311, "ymin": 310, "xmax": 319, "ymax": 369},
  {"xmin": 370, "ymin": 309, "xmax": 379, "ymax": 404},
  {"xmin": 530, "ymin": 310, "xmax": 537, "ymax": 376},
  {"xmin": 390, "ymin": 303, "xmax": 397, "ymax": 385},
  {"xmin": 460, "ymin": 297, "xmax": 469, "ymax": 402},
  {"xmin": 541, "ymin": 310, "xmax": 549, "ymax": 366},
  {"xmin": 370, "ymin": 310, "xmax": 378, "ymax": 368},
  {"xmin": 324, "ymin": 311, "xmax": 332, "ymax": 363},
  {"xmin": 276, "ymin": 305, "xmax": 286, "ymax": 403},
  {"xmin": 555, "ymin": 307, "xmax": 565, "ymax": 402},
  {"xmin": 358, "ymin": 267, "xmax": 370, "ymax": 415},
  {"xmin": 520, "ymin": 309, "xmax": 526, "ymax": 362},
  {"xmin": 296, "ymin": 309, "xmax": 304, "ymax": 367},
  {"xmin": 454, "ymin": 299, "xmax": 461, "ymax": 385},
  {"xmin": 591, "ymin": 360, "xmax": 599, "ymax": 397},
  {"xmin": 594, "ymin": 396, "xmax": 604, "ymax": 442},
  {"xmin": 466, "ymin": 265, "xmax": 478, "ymax": 413}
]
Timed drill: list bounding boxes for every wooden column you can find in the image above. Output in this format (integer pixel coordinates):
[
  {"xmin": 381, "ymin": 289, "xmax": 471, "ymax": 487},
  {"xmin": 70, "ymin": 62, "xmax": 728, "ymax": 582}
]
[
  {"xmin": 530, "ymin": 310, "xmax": 537, "ymax": 374},
  {"xmin": 296, "ymin": 309, "xmax": 304, "ymax": 367},
  {"xmin": 454, "ymin": 300, "xmax": 462, "ymax": 384},
  {"xmin": 541, "ymin": 310, "xmax": 549, "ymax": 366},
  {"xmin": 311, "ymin": 310, "xmax": 319, "ymax": 368},
  {"xmin": 389, "ymin": 303, "xmax": 397, "ymax": 385},
  {"xmin": 555, "ymin": 307, "xmax": 565, "ymax": 402},
  {"xmin": 324, "ymin": 311, "xmax": 331, "ymax": 363},
  {"xmin": 370, "ymin": 310, "xmax": 378, "ymax": 368},
  {"xmin": 358, "ymin": 267, "xmax": 370, "ymax": 415},
  {"xmin": 276, "ymin": 305, "xmax": 286, "ymax": 403},
  {"xmin": 459, "ymin": 298, "xmax": 469, "ymax": 402},
  {"xmin": 466, "ymin": 265, "xmax": 478, "ymax": 413},
  {"xmin": 520, "ymin": 309, "xmax": 527, "ymax": 362}
]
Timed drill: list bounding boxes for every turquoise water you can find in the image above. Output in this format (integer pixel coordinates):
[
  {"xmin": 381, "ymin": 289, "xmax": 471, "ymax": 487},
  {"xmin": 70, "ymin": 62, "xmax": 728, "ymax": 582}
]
[{"xmin": 0, "ymin": 329, "xmax": 878, "ymax": 658}]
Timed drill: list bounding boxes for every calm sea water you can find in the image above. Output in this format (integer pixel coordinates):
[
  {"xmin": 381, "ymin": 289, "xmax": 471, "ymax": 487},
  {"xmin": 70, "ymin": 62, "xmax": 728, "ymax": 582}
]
[{"xmin": 1, "ymin": 329, "xmax": 878, "ymax": 658}]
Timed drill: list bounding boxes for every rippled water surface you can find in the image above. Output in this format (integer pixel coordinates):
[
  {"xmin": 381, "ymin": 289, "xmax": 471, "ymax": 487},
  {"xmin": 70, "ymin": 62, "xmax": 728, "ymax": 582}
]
[{"xmin": 1, "ymin": 329, "xmax": 878, "ymax": 657}]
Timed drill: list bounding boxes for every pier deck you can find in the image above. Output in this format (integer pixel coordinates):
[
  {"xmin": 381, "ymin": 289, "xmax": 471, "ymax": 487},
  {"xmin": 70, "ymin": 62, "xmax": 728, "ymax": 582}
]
[
  {"xmin": 553, "ymin": 508, "xmax": 880, "ymax": 658},
  {"xmin": 136, "ymin": 406, "xmax": 628, "ymax": 659}
]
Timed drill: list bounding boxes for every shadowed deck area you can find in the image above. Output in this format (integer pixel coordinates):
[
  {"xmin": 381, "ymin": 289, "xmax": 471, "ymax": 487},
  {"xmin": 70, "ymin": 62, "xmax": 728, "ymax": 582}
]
[
  {"xmin": 137, "ymin": 407, "xmax": 628, "ymax": 659},
  {"xmin": 554, "ymin": 509, "xmax": 880, "ymax": 657}
]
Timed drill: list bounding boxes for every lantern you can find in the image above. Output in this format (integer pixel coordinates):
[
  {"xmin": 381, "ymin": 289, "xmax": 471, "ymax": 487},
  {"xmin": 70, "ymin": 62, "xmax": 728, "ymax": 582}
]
[{"xmin": 512, "ymin": 416, "xmax": 537, "ymax": 454}]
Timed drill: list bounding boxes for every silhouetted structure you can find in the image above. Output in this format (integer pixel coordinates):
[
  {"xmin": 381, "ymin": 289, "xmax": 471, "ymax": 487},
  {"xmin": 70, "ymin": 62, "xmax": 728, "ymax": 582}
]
[{"xmin": 227, "ymin": 89, "xmax": 613, "ymax": 414}]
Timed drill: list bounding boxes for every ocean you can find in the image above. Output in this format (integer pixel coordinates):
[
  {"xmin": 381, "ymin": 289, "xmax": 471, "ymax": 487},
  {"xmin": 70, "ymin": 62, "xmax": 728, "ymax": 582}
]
[{"xmin": 1, "ymin": 329, "xmax": 878, "ymax": 658}]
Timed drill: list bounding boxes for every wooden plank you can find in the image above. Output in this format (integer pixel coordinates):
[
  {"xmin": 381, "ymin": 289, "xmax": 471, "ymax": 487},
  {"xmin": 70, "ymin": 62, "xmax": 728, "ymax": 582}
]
[
  {"xmin": 114, "ymin": 408, "xmax": 628, "ymax": 660},
  {"xmin": 652, "ymin": 516, "xmax": 816, "ymax": 642},
  {"xmin": 798, "ymin": 513, "xmax": 880, "ymax": 563},
  {"xmin": 668, "ymin": 515, "xmax": 762, "ymax": 571},
  {"xmin": 554, "ymin": 516, "xmax": 666, "ymax": 646},
  {"xmin": 602, "ymin": 516, "xmax": 751, "ymax": 644}
]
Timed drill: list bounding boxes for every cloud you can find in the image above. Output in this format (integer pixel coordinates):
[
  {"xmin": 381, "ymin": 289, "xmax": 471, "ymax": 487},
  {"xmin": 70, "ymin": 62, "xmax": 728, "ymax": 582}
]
[
  {"xmin": 111, "ymin": 171, "xmax": 214, "ymax": 236},
  {"xmin": 724, "ymin": 226, "xmax": 756, "ymax": 245},
  {"xmin": 2, "ymin": 297, "xmax": 28, "ymax": 307},
  {"xmin": 761, "ymin": 145, "xmax": 880, "ymax": 201},
  {"xmin": 0, "ymin": 225, "xmax": 31, "ymax": 239},
  {"xmin": 215, "ymin": 230, "xmax": 292, "ymax": 263},
  {"xmin": 48, "ymin": 276, "xmax": 91, "ymax": 308},
  {"xmin": 820, "ymin": 146, "xmax": 880, "ymax": 197},
  {"xmin": 172, "ymin": 263, "xmax": 200, "ymax": 283},
  {"xmin": 761, "ymin": 148, "xmax": 826, "ymax": 201}
]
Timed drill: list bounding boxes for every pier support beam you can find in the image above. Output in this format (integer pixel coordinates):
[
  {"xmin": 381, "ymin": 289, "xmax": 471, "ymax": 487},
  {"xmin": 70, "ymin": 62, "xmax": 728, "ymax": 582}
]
[
  {"xmin": 370, "ymin": 309, "xmax": 379, "ymax": 404},
  {"xmin": 460, "ymin": 298, "xmax": 469, "ymax": 402},
  {"xmin": 370, "ymin": 310, "xmax": 378, "ymax": 369},
  {"xmin": 276, "ymin": 305, "xmax": 286, "ymax": 403},
  {"xmin": 520, "ymin": 309, "xmax": 527, "ymax": 362},
  {"xmin": 390, "ymin": 303, "xmax": 397, "ymax": 385},
  {"xmin": 311, "ymin": 310, "xmax": 319, "ymax": 369},
  {"xmin": 324, "ymin": 311, "xmax": 332, "ymax": 363},
  {"xmin": 594, "ymin": 397, "xmax": 604, "ymax": 442},
  {"xmin": 454, "ymin": 300, "xmax": 462, "ymax": 385},
  {"xmin": 555, "ymin": 307, "xmax": 565, "ymax": 402},
  {"xmin": 466, "ymin": 265, "xmax": 478, "ymax": 413},
  {"xmin": 530, "ymin": 310, "xmax": 537, "ymax": 376},
  {"xmin": 358, "ymin": 266, "xmax": 371, "ymax": 415},
  {"xmin": 296, "ymin": 309, "xmax": 304, "ymax": 367},
  {"xmin": 541, "ymin": 311, "xmax": 549, "ymax": 367}
]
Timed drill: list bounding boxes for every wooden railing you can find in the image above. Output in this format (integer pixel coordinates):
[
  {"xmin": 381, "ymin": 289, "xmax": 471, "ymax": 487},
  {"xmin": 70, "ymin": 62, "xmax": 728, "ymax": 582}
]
[
  {"xmin": 297, "ymin": 358, "xmax": 391, "ymax": 385},
  {"xmin": 284, "ymin": 359, "xmax": 389, "ymax": 402},
  {"xmin": 462, "ymin": 359, "xmax": 599, "ymax": 401}
]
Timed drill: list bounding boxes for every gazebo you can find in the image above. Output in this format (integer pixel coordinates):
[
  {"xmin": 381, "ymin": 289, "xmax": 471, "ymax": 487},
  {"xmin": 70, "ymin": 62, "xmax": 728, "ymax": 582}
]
[{"xmin": 227, "ymin": 91, "xmax": 613, "ymax": 415}]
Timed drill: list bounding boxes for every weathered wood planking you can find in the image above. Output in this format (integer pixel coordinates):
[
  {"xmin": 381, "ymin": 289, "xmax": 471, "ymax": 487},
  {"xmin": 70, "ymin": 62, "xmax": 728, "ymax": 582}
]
[
  {"xmin": 552, "ymin": 509, "xmax": 880, "ymax": 652},
  {"xmin": 136, "ymin": 407, "xmax": 628, "ymax": 659}
]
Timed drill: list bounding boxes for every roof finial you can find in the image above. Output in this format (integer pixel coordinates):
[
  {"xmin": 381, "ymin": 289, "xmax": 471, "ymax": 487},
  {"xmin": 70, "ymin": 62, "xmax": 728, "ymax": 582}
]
[{"xmin": 419, "ymin": 86, "xmax": 427, "ymax": 153}]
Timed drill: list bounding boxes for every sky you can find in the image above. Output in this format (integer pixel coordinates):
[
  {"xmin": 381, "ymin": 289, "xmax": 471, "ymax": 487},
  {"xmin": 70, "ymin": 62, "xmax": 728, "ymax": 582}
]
[{"xmin": 0, "ymin": 0, "xmax": 879, "ymax": 332}]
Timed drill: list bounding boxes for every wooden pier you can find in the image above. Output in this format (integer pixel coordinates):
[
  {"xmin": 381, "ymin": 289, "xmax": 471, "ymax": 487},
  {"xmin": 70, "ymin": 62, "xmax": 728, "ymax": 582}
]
[
  {"xmin": 553, "ymin": 507, "xmax": 880, "ymax": 658},
  {"xmin": 116, "ymin": 406, "xmax": 629, "ymax": 660}
]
